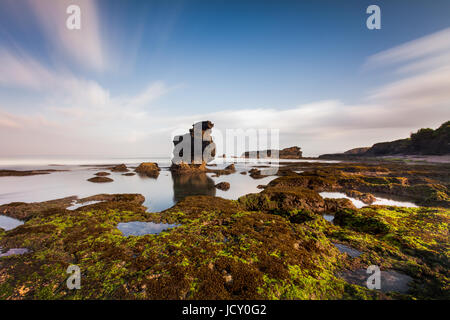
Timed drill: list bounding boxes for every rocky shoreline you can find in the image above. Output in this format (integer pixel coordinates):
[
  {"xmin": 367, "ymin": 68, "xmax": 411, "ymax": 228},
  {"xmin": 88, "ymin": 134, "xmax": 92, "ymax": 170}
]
[{"xmin": 0, "ymin": 158, "xmax": 448, "ymax": 300}]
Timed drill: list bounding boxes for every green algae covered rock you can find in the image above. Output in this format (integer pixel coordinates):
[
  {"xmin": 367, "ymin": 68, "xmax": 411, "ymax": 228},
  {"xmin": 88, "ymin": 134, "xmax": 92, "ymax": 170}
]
[
  {"xmin": 135, "ymin": 162, "xmax": 160, "ymax": 177},
  {"xmin": 0, "ymin": 190, "xmax": 448, "ymax": 300},
  {"xmin": 0, "ymin": 194, "xmax": 376, "ymax": 300},
  {"xmin": 239, "ymin": 186, "xmax": 355, "ymax": 217}
]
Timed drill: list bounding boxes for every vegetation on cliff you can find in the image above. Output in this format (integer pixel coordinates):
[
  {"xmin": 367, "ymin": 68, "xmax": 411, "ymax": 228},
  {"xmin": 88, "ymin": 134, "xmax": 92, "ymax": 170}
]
[{"xmin": 320, "ymin": 121, "xmax": 450, "ymax": 158}]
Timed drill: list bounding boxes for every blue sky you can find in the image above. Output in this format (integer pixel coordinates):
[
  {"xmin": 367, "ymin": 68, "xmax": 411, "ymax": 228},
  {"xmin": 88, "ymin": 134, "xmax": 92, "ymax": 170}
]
[{"xmin": 0, "ymin": 0, "xmax": 449, "ymax": 157}]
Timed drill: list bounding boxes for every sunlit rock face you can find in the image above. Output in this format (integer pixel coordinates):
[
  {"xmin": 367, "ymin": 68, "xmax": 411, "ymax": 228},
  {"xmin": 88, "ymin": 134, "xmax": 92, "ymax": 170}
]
[{"xmin": 171, "ymin": 121, "xmax": 216, "ymax": 168}]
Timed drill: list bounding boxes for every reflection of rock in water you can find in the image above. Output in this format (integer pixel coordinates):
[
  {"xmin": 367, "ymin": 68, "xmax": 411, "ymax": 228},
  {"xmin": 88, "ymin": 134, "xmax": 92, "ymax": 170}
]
[{"xmin": 171, "ymin": 172, "xmax": 216, "ymax": 203}]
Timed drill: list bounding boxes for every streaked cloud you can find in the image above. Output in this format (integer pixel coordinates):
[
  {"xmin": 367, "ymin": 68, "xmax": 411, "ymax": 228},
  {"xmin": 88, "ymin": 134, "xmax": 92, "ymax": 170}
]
[
  {"xmin": 26, "ymin": 0, "xmax": 106, "ymax": 71},
  {"xmin": 365, "ymin": 27, "xmax": 450, "ymax": 69}
]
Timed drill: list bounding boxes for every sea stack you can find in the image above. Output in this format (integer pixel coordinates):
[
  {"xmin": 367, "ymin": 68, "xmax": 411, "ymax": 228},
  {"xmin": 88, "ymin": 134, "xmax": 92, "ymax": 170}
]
[{"xmin": 170, "ymin": 121, "xmax": 216, "ymax": 173}]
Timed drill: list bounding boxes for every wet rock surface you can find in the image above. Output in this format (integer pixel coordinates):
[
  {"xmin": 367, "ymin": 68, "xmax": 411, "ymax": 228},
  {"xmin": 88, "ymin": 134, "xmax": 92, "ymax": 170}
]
[
  {"xmin": 94, "ymin": 172, "xmax": 111, "ymax": 177},
  {"xmin": 122, "ymin": 173, "xmax": 136, "ymax": 176},
  {"xmin": 110, "ymin": 164, "xmax": 129, "ymax": 172},
  {"xmin": 87, "ymin": 176, "xmax": 114, "ymax": 183},
  {"xmin": 0, "ymin": 169, "xmax": 67, "ymax": 177},
  {"xmin": 207, "ymin": 163, "xmax": 237, "ymax": 177},
  {"xmin": 215, "ymin": 182, "xmax": 231, "ymax": 191},
  {"xmin": 333, "ymin": 243, "xmax": 362, "ymax": 258},
  {"xmin": 171, "ymin": 162, "xmax": 207, "ymax": 173},
  {"xmin": 135, "ymin": 162, "xmax": 160, "ymax": 178}
]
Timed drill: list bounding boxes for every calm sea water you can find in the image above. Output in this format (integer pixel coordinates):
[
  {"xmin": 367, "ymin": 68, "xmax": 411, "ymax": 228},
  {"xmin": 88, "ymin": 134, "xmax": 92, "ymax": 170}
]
[
  {"xmin": 0, "ymin": 156, "xmax": 416, "ymax": 217},
  {"xmin": 0, "ymin": 157, "xmax": 284, "ymax": 212}
]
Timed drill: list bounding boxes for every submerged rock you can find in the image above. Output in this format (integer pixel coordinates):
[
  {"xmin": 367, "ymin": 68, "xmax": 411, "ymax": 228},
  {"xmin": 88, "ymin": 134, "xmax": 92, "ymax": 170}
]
[
  {"xmin": 207, "ymin": 163, "xmax": 237, "ymax": 177},
  {"xmin": 87, "ymin": 177, "xmax": 114, "ymax": 183},
  {"xmin": 95, "ymin": 172, "xmax": 111, "ymax": 177},
  {"xmin": 0, "ymin": 169, "xmax": 67, "ymax": 177},
  {"xmin": 248, "ymin": 168, "xmax": 267, "ymax": 179},
  {"xmin": 111, "ymin": 164, "xmax": 129, "ymax": 172}
]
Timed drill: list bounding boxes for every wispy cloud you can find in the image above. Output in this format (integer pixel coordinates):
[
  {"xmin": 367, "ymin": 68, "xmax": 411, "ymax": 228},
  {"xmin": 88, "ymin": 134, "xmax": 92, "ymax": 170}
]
[
  {"xmin": 26, "ymin": 0, "xmax": 107, "ymax": 72},
  {"xmin": 364, "ymin": 27, "xmax": 450, "ymax": 129},
  {"xmin": 365, "ymin": 27, "xmax": 450, "ymax": 69}
]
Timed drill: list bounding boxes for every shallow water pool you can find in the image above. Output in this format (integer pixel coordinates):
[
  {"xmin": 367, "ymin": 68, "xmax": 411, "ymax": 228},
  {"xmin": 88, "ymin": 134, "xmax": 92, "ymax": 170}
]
[
  {"xmin": 319, "ymin": 192, "xmax": 418, "ymax": 208},
  {"xmin": 117, "ymin": 221, "xmax": 179, "ymax": 236},
  {"xmin": 0, "ymin": 215, "xmax": 24, "ymax": 231}
]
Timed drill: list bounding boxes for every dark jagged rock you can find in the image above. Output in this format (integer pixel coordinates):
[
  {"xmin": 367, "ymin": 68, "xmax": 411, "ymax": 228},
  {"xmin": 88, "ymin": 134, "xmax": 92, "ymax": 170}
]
[{"xmin": 171, "ymin": 121, "xmax": 216, "ymax": 172}]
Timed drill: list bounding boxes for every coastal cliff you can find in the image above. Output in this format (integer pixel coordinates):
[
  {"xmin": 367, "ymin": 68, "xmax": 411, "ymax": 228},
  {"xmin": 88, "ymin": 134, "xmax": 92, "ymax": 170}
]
[{"xmin": 320, "ymin": 121, "xmax": 450, "ymax": 159}]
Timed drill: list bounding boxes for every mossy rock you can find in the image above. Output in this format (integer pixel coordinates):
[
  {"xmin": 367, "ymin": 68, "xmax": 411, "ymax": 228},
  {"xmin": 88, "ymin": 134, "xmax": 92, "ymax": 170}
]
[
  {"xmin": 135, "ymin": 162, "xmax": 160, "ymax": 177},
  {"xmin": 0, "ymin": 194, "xmax": 370, "ymax": 300},
  {"xmin": 334, "ymin": 208, "xmax": 393, "ymax": 235}
]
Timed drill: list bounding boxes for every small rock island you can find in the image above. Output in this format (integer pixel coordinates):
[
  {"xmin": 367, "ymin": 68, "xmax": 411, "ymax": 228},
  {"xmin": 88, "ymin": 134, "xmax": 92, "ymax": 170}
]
[{"xmin": 170, "ymin": 121, "xmax": 216, "ymax": 173}]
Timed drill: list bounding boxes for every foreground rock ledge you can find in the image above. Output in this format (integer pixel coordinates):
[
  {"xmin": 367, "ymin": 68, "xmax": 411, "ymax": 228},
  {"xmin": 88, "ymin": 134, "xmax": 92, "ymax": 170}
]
[{"xmin": 0, "ymin": 192, "xmax": 447, "ymax": 300}]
